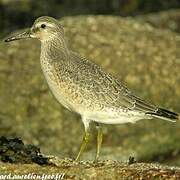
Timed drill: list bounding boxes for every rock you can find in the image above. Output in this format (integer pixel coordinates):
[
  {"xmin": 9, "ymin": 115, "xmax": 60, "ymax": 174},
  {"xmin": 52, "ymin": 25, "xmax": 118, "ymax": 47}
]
[
  {"xmin": 0, "ymin": 136, "xmax": 48, "ymax": 164},
  {"xmin": 0, "ymin": 15, "xmax": 179, "ymax": 165},
  {"xmin": 136, "ymin": 9, "xmax": 180, "ymax": 33},
  {"xmin": 0, "ymin": 160, "xmax": 180, "ymax": 179}
]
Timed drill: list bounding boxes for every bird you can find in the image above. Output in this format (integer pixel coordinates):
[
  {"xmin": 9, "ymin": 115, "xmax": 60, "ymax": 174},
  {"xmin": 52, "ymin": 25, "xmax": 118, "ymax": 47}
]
[{"xmin": 4, "ymin": 16, "xmax": 179, "ymax": 161}]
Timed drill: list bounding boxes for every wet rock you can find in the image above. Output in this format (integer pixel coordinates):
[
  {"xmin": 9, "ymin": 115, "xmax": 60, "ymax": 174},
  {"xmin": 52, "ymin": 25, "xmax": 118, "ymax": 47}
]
[{"xmin": 0, "ymin": 136, "xmax": 48, "ymax": 164}]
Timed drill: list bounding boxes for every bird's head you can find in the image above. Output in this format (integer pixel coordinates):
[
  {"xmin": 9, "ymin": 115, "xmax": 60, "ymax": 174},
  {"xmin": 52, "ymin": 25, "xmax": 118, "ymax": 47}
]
[{"xmin": 4, "ymin": 16, "xmax": 64, "ymax": 42}]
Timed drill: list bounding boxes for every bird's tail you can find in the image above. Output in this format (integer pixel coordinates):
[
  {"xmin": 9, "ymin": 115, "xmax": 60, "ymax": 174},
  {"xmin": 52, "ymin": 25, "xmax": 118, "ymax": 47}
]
[{"xmin": 146, "ymin": 108, "xmax": 179, "ymax": 122}]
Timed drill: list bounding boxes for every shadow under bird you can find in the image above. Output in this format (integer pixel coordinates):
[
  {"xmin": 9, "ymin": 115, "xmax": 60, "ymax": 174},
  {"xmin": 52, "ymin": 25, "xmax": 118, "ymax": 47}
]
[{"xmin": 4, "ymin": 16, "xmax": 179, "ymax": 161}]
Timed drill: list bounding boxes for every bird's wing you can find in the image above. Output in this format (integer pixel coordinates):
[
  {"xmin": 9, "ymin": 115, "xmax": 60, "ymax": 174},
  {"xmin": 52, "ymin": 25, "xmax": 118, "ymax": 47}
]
[
  {"xmin": 68, "ymin": 51, "xmax": 159, "ymax": 114},
  {"xmin": 100, "ymin": 69, "xmax": 158, "ymax": 113}
]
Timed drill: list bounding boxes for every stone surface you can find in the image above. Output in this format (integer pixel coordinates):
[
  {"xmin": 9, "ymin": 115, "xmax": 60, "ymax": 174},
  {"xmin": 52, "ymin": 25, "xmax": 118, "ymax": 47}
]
[
  {"xmin": 136, "ymin": 9, "xmax": 180, "ymax": 33},
  {"xmin": 0, "ymin": 136, "xmax": 48, "ymax": 164},
  {"xmin": 0, "ymin": 15, "xmax": 179, "ymax": 165},
  {"xmin": 0, "ymin": 160, "xmax": 180, "ymax": 179}
]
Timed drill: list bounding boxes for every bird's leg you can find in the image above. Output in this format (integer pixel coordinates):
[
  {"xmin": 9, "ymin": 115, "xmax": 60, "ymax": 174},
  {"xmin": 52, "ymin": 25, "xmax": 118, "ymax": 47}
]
[
  {"xmin": 95, "ymin": 123, "xmax": 103, "ymax": 161},
  {"xmin": 75, "ymin": 130, "xmax": 90, "ymax": 161},
  {"xmin": 75, "ymin": 118, "xmax": 90, "ymax": 161}
]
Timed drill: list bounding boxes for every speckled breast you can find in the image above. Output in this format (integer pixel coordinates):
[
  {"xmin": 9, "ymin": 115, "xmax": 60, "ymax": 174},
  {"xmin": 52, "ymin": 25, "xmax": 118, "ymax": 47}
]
[{"xmin": 40, "ymin": 57, "xmax": 78, "ymax": 112}]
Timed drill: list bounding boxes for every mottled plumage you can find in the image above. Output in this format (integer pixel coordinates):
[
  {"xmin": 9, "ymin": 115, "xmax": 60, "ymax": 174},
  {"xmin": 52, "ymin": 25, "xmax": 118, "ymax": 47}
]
[
  {"xmin": 40, "ymin": 33, "xmax": 177, "ymax": 124},
  {"xmin": 4, "ymin": 16, "xmax": 179, "ymax": 161}
]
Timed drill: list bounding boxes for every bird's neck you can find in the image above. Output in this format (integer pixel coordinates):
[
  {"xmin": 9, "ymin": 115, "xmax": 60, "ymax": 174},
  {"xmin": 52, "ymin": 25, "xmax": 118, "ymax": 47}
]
[{"xmin": 40, "ymin": 37, "xmax": 70, "ymax": 62}]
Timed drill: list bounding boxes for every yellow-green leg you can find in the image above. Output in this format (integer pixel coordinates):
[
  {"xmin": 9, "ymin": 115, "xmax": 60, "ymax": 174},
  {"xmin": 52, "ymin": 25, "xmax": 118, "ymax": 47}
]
[
  {"xmin": 75, "ymin": 131, "xmax": 90, "ymax": 161},
  {"xmin": 95, "ymin": 123, "xmax": 103, "ymax": 161},
  {"xmin": 75, "ymin": 118, "xmax": 90, "ymax": 161}
]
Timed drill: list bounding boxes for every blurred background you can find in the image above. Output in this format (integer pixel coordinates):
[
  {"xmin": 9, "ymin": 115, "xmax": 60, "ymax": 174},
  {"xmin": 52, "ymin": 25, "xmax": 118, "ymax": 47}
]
[
  {"xmin": 0, "ymin": 0, "xmax": 180, "ymax": 166},
  {"xmin": 1, "ymin": 0, "xmax": 180, "ymax": 37}
]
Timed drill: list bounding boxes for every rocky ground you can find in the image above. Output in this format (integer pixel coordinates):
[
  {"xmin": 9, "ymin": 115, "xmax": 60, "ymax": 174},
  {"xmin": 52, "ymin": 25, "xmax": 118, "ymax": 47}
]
[
  {"xmin": 0, "ymin": 12, "xmax": 180, "ymax": 177},
  {"xmin": 1, "ymin": 160, "xmax": 180, "ymax": 179},
  {"xmin": 0, "ymin": 137, "xmax": 180, "ymax": 179}
]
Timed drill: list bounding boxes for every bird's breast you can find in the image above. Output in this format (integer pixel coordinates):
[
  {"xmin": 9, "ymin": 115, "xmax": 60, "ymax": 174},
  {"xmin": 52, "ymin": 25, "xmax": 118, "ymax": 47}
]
[{"xmin": 39, "ymin": 57, "xmax": 81, "ymax": 112}]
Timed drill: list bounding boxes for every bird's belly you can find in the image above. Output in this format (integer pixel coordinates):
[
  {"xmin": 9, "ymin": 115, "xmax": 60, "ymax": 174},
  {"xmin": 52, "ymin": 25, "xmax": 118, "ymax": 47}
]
[{"xmin": 85, "ymin": 110, "xmax": 150, "ymax": 124}]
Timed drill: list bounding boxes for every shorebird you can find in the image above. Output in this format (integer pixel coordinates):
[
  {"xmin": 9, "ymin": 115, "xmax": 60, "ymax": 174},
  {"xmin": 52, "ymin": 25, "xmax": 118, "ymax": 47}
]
[{"xmin": 4, "ymin": 16, "xmax": 179, "ymax": 161}]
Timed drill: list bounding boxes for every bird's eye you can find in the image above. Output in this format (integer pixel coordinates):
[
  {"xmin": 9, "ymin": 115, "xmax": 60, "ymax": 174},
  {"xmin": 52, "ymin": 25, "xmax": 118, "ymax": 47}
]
[{"xmin": 41, "ymin": 24, "xmax": 46, "ymax": 29}]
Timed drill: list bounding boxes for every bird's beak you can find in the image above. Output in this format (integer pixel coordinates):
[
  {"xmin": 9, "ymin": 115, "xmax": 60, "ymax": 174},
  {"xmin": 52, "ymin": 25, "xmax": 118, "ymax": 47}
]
[{"xmin": 4, "ymin": 29, "xmax": 32, "ymax": 42}]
